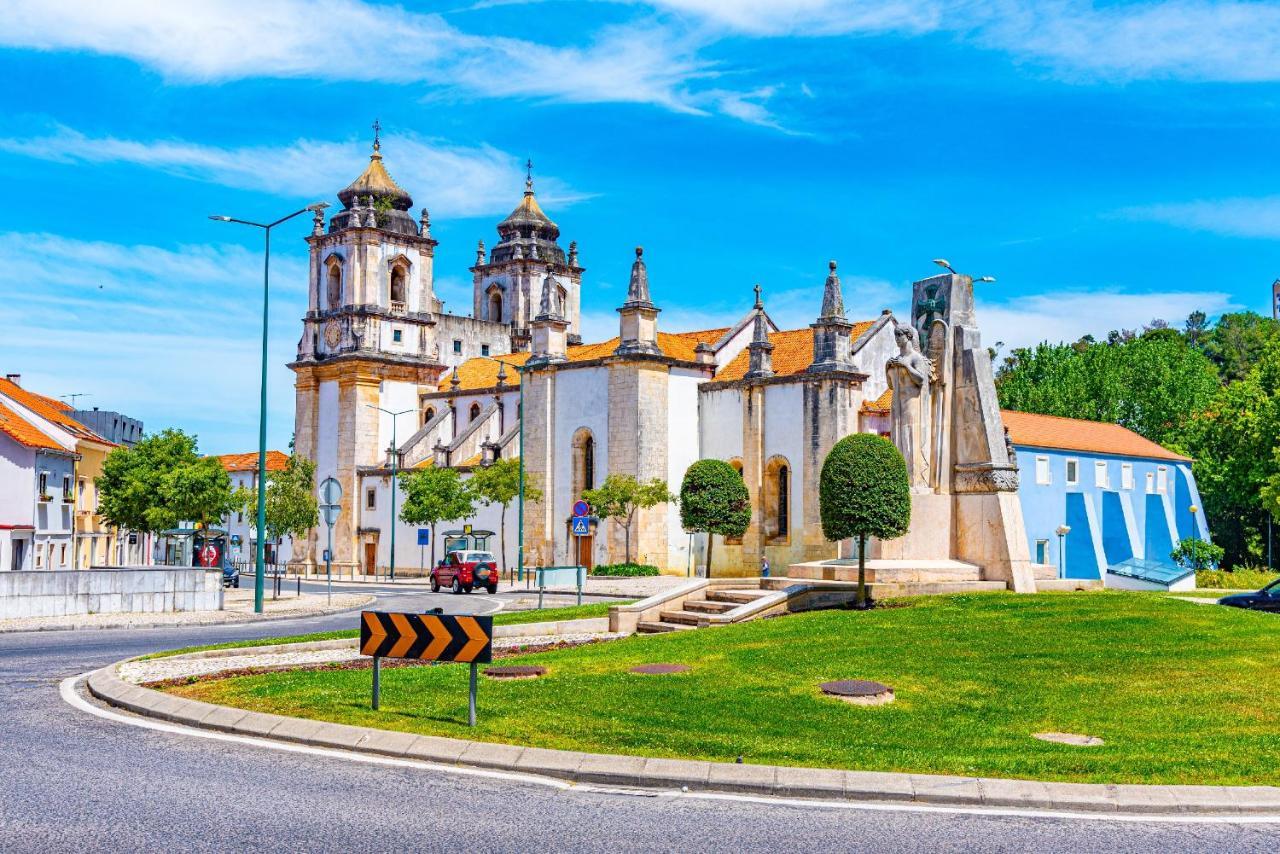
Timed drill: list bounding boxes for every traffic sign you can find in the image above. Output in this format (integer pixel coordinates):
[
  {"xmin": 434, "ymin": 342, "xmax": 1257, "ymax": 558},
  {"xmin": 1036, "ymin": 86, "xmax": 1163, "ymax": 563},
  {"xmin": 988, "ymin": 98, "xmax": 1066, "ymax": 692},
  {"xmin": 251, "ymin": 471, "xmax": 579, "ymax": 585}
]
[
  {"xmin": 572, "ymin": 499, "xmax": 590, "ymax": 517},
  {"xmin": 417, "ymin": 528, "xmax": 431, "ymax": 546},
  {"xmin": 571, "ymin": 516, "xmax": 590, "ymax": 536},
  {"xmin": 360, "ymin": 612, "xmax": 493, "ymax": 663},
  {"xmin": 198, "ymin": 544, "xmax": 218, "ymax": 567},
  {"xmin": 319, "ymin": 477, "xmax": 342, "ymax": 506}
]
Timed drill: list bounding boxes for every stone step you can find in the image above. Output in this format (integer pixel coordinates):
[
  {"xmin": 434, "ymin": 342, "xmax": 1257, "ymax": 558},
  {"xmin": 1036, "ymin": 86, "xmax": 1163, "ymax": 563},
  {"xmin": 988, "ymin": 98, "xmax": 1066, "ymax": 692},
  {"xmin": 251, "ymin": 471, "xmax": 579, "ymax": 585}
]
[
  {"xmin": 787, "ymin": 559, "xmax": 982, "ymax": 584},
  {"xmin": 1032, "ymin": 563, "xmax": 1059, "ymax": 580},
  {"xmin": 658, "ymin": 610, "xmax": 706, "ymax": 626},
  {"xmin": 683, "ymin": 599, "xmax": 735, "ymax": 614},
  {"xmin": 872, "ymin": 580, "xmax": 1008, "ymax": 596},
  {"xmin": 707, "ymin": 589, "xmax": 771, "ymax": 604},
  {"xmin": 1035, "ymin": 578, "xmax": 1104, "ymax": 592},
  {"xmin": 636, "ymin": 620, "xmax": 697, "ymax": 633}
]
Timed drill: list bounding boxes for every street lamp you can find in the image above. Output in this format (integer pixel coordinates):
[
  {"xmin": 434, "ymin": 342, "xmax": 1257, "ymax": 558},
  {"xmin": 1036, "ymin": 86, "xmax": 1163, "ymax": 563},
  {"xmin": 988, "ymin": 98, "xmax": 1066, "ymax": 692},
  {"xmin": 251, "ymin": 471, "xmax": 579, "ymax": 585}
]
[
  {"xmin": 369, "ymin": 405, "xmax": 412, "ymax": 581},
  {"xmin": 933, "ymin": 258, "xmax": 995, "ymax": 283},
  {"xmin": 1055, "ymin": 524, "xmax": 1071, "ymax": 579},
  {"xmin": 209, "ymin": 201, "xmax": 329, "ymax": 613}
]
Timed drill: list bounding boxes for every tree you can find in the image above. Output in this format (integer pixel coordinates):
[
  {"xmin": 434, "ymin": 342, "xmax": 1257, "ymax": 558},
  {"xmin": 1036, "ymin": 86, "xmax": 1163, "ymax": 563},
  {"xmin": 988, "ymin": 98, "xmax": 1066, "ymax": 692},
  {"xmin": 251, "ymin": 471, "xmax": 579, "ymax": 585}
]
[
  {"xmin": 1201, "ymin": 311, "xmax": 1280, "ymax": 383},
  {"xmin": 1184, "ymin": 310, "xmax": 1209, "ymax": 346},
  {"xmin": 582, "ymin": 474, "xmax": 674, "ymax": 565},
  {"xmin": 166, "ymin": 457, "xmax": 237, "ymax": 536},
  {"xmin": 679, "ymin": 459, "xmax": 750, "ymax": 578},
  {"xmin": 233, "ymin": 454, "xmax": 319, "ymax": 545},
  {"xmin": 1170, "ymin": 537, "xmax": 1224, "ymax": 572},
  {"xmin": 398, "ymin": 465, "xmax": 476, "ymax": 566},
  {"xmin": 468, "ymin": 457, "xmax": 541, "ymax": 577},
  {"xmin": 97, "ymin": 429, "xmax": 234, "ymax": 540},
  {"xmin": 819, "ymin": 434, "xmax": 911, "ymax": 609}
]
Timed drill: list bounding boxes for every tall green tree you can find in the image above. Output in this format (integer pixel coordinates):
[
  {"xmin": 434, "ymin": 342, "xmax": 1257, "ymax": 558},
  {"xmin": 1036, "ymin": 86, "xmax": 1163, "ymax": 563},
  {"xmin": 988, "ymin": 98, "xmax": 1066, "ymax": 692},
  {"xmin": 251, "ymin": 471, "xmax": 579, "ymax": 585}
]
[
  {"xmin": 679, "ymin": 459, "xmax": 751, "ymax": 578},
  {"xmin": 468, "ymin": 457, "xmax": 541, "ymax": 576},
  {"xmin": 582, "ymin": 474, "xmax": 674, "ymax": 565},
  {"xmin": 398, "ymin": 465, "xmax": 476, "ymax": 566},
  {"xmin": 1200, "ymin": 311, "xmax": 1280, "ymax": 383},
  {"xmin": 97, "ymin": 429, "xmax": 234, "ymax": 541},
  {"xmin": 233, "ymin": 454, "xmax": 320, "ymax": 545},
  {"xmin": 996, "ymin": 331, "xmax": 1220, "ymax": 447},
  {"xmin": 819, "ymin": 434, "xmax": 911, "ymax": 609}
]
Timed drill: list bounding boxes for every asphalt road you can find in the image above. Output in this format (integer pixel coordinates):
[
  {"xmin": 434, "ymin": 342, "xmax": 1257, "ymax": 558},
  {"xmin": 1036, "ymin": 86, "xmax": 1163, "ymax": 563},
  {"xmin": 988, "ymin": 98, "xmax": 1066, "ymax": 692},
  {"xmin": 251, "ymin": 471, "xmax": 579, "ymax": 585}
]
[{"xmin": 2, "ymin": 589, "xmax": 1279, "ymax": 852}]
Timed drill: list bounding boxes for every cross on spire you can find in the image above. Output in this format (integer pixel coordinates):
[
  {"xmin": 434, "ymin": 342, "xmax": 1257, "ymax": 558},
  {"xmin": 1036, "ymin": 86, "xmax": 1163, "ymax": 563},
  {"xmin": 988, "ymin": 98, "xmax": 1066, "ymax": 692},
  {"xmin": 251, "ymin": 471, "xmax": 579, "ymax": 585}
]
[
  {"xmin": 753, "ymin": 283, "xmax": 763, "ymax": 309},
  {"xmin": 372, "ymin": 118, "xmax": 382, "ymax": 152},
  {"xmin": 525, "ymin": 158, "xmax": 534, "ymax": 192}
]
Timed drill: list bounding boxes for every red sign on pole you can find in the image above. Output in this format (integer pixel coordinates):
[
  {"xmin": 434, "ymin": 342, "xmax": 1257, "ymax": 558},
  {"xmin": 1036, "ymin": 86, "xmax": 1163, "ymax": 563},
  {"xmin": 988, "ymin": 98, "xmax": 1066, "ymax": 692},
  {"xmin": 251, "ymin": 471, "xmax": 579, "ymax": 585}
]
[{"xmin": 199, "ymin": 544, "xmax": 219, "ymax": 567}]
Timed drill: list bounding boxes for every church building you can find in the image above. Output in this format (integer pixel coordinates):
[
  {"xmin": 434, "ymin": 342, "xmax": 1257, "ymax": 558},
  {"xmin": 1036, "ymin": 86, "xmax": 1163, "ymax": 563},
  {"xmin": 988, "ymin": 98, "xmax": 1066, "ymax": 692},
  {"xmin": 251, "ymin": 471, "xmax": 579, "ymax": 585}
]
[{"xmin": 290, "ymin": 137, "xmax": 1209, "ymax": 591}]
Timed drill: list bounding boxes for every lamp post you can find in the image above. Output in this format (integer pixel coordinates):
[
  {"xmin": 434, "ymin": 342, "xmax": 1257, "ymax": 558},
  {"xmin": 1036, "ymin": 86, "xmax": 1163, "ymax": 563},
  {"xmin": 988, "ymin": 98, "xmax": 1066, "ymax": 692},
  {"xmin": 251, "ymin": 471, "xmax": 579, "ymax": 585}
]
[
  {"xmin": 369, "ymin": 406, "xmax": 412, "ymax": 581},
  {"xmin": 1055, "ymin": 524, "xmax": 1071, "ymax": 579},
  {"xmin": 210, "ymin": 202, "xmax": 328, "ymax": 613}
]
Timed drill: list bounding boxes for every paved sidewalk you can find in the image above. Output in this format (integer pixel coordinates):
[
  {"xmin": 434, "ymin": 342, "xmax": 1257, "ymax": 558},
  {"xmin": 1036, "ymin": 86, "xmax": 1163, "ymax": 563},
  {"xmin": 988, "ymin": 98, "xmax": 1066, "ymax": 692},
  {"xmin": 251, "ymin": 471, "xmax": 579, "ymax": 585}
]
[
  {"xmin": 83, "ymin": 642, "xmax": 1280, "ymax": 817},
  {"xmin": 0, "ymin": 589, "xmax": 373, "ymax": 633}
]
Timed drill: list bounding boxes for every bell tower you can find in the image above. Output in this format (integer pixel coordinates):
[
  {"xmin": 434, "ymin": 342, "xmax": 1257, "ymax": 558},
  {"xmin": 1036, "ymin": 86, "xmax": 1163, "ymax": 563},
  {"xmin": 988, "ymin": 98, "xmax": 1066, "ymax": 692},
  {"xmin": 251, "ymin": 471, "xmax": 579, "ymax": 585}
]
[{"xmin": 290, "ymin": 128, "xmax": 447, "ymax": 574}]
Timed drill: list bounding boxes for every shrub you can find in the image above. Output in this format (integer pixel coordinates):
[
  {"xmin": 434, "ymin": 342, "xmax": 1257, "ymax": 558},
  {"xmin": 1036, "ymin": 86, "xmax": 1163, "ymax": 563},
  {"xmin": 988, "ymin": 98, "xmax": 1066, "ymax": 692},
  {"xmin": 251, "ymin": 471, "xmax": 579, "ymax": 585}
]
[
  {"xmin": 1196, "ymin": 568, "xmax": 1280, "ymax": 590},
  {"xmin": 679, "ymin": 458, "xmax": 750, "ymax": 578},
  {"xmin": 589, "ymin": 562, "xmax": 660, "ymax": 577},
  {"xmin": 1171, "ymin": 537, "xmax": 1224, "ymax": 571}
]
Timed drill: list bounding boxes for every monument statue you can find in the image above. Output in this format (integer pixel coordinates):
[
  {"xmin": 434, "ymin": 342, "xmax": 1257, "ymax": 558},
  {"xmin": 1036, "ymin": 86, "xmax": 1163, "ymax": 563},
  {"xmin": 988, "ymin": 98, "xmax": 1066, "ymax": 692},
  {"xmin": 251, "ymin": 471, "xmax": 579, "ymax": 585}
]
[{"xmin": 887, "ymin": 321, "xmax": 933, "ymax": 489}]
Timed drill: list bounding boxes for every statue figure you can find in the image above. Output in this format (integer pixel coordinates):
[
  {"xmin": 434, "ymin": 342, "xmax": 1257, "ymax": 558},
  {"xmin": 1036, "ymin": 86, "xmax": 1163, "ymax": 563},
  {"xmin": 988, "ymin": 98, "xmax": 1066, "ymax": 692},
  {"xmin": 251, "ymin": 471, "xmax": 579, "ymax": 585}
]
[{"xmin": 887, "ymin": 322, "xmax": 934, "ymax": 489}]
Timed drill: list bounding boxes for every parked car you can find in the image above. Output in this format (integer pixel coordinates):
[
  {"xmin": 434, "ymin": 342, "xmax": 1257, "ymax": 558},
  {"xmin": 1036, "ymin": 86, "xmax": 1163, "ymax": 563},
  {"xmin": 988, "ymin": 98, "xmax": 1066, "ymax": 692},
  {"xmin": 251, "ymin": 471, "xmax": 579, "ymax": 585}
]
[
  {"xmin": 222, "ymin": 564, "xmax": 240, "ymax": 588},
  {"xmin": 432, "ymin": 550, "xmax": 499, "ymax": 594},
  {"xmin": 1219, "ymin": 579, "xmax": 1280, "ymax": 613}
]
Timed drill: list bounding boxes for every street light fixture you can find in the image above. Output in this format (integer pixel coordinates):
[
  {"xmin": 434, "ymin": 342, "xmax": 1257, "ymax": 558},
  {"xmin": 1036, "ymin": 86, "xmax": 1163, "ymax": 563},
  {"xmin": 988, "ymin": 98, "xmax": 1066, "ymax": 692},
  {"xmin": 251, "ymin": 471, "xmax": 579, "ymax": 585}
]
[
  {"xmin": 368, "ymin": 405, "xmax": 413, "ymax": 581},
  {"xmin": 1055, "ymin": 524, "xmax": 1071, "ymax": 579},
  {"xmin": 209, "ymin": 201, "xmax": 329, "ymax": 613},
  {"xmin": 934, "ymin": 259, "xmax": 995, "ymax": 283}
]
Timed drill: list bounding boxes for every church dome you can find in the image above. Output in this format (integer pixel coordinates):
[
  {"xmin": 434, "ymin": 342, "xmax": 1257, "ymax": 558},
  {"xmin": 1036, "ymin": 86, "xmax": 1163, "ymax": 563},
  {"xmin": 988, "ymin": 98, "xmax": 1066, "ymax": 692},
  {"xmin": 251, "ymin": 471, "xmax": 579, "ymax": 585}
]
[
  {"xmin": 337, "ymin": 141, "xmax": 413, "ymax": 211},
  {"xmin": 488, "ymin": 163, "xmax": 566, "ymax": 265}
]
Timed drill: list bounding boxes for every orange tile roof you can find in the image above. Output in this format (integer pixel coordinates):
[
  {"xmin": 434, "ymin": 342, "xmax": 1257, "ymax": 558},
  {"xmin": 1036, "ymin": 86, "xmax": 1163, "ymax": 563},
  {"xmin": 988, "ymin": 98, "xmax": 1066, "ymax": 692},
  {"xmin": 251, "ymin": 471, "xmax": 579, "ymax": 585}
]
[
  {"xmin": 861, "ymin": 388, "xmax": 892, "ymax": 414},
  {"xmin": 715, "ymin": 321, "xmax": 876, "ymax": 382},
  {"xmin": 439, "ymin": 328, "xmax": 730, "ymax": 393},
  {"xmin": 0, "ymin": 399, "xmax": 64, "ymax": 451},
  {"xmin": 0, "ymin": 377, "xmax": 108, "ymax": 444},
  {"xmin": 217, "ymin": 451, "xmax": 289, "ymax": 472},
  {"xmin": 1001, "ymin": 410, "xmax": 1191, "ymax": 462}
]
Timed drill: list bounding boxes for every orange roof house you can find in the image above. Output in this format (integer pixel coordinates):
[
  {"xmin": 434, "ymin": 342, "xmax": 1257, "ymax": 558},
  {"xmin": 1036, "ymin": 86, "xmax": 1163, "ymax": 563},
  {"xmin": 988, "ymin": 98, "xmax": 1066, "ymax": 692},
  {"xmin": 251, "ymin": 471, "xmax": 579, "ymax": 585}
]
[
  {"xmin": 0, "ymin": 377, "xmax": 111, "ymax": 447},
  {"xmin": 217, "ymin": 451, "xmax": 290, "ymax": 473},
  {"xmin": 1000, "ymin": 410, "xmax": 1191, "ymax": 462},
  {"xmin": 0, "ymin": 399, "xmax": 64, "ymax": 451}
]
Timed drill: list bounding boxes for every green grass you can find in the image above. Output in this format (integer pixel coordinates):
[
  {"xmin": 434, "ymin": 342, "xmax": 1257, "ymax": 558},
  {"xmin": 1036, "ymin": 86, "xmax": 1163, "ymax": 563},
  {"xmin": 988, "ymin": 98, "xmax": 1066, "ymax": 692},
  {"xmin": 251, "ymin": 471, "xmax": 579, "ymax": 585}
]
[
  {"xmin": 1197, "ymin": 568, "xmax": 1280, "ymax": 590},
  {"xmin": 165, "ymin": 591, "xmax": 1280, "ymax": 785},
  {"xmin": 138, "ymin": 601, "xmax": 630, "ymax": 660}
]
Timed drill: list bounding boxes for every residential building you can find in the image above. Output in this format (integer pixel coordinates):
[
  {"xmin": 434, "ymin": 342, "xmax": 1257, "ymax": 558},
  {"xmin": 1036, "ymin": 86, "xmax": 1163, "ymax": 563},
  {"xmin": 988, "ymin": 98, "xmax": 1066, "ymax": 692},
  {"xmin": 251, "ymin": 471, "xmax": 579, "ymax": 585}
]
[
  {"xmin": 216, "ymin": 451, "xmax": 293, "ymax": 567},
  {"xmin": 70, "ymin": 408, "xmax": 144, "ymax": 447}
]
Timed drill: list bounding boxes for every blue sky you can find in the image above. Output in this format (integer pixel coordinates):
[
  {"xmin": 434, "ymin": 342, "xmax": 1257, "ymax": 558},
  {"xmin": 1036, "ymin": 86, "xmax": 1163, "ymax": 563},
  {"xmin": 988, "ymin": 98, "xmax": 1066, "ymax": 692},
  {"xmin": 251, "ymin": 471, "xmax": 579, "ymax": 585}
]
[{"xmin": 2, "ymin": 0, "xmax": 1278, "ymax": 454}]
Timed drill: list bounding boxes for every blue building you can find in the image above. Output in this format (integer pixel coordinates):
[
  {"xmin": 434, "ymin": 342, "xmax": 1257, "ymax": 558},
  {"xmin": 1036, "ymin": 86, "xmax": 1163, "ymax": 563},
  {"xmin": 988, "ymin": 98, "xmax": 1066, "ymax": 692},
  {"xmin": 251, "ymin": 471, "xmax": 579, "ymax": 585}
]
[{"xmin": 1004, "ymin": 410, "xmax": 1208, "ymax": 591}]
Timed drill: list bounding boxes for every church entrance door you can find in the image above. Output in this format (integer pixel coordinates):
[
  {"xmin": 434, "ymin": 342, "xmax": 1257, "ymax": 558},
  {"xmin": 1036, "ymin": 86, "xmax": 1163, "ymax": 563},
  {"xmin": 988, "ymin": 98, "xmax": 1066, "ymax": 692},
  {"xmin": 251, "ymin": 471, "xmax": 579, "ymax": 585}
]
[{"xmin": 364, "ymin": 542, "xmax": 377, "ymax": 576}]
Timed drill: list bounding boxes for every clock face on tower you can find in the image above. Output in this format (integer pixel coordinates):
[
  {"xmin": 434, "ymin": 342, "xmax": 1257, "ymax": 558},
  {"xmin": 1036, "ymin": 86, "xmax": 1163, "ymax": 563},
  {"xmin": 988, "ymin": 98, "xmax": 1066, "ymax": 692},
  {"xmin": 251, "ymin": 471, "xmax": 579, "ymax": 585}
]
[{"xmin": 324, "ymin": 320, "xmax": 342, "ymax": 348}]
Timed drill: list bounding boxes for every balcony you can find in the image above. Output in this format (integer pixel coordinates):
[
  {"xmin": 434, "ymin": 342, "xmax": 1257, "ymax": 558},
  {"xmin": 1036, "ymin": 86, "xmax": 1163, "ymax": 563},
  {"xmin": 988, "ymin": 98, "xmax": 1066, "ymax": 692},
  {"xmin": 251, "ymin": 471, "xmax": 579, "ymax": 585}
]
[{"xmin": 389, "ymin": 300, "xmax": 407, "ymax": 315}]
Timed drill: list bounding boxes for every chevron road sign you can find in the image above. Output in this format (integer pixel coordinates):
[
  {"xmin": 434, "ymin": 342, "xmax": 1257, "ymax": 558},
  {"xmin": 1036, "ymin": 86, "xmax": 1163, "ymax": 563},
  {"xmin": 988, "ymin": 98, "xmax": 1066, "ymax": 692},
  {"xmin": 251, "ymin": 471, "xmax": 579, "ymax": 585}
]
[{"xmin": 359, "ymin": 611, "xmax": 494, "ymax": 725}]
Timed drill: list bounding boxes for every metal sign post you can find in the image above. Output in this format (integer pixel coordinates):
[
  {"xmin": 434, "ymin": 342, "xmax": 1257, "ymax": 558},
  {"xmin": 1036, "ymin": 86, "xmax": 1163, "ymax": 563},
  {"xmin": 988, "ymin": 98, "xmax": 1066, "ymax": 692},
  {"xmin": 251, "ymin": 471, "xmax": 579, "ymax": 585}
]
[
  {"xmin": 417, "ymin": 528, "xmax": 430, "ymax": 577},
  {"xmin": 319, "ymin": 477, "xmax": 343, "ymax": 607},
  {"xmin": 469, "ymin": 663, "xmax": 478, "ymax": 727}
]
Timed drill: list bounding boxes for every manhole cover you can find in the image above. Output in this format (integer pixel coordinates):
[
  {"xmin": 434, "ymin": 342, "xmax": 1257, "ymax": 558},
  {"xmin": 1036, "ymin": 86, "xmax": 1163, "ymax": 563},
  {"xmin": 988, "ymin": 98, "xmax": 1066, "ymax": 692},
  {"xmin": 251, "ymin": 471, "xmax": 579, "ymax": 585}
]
[
  {"xmin": 483, "ymin": 665, "xmax": 547, "ymax": 679},
  {"xmin": 629, "ymin": 663, "xmax": 691, "ymax": 675},
  {"xmin": 1033, "ymin": 731, "xmax": 1104, "ymax": 747},
  {"xmin": 819, "ymin": 680, "xmax": 894, "ymax": 705}
]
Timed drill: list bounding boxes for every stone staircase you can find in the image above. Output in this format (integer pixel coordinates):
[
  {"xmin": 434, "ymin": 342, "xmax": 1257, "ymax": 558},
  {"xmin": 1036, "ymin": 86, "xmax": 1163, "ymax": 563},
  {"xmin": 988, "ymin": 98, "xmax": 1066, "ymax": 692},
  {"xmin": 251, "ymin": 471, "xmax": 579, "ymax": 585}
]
[
  {"xmin": 637, "ymin": 587, "xmax": 774, "ymax": 634},
  {"xmin": 785, "ymin": 558, "xmax": 1007, "ymax": 596}
]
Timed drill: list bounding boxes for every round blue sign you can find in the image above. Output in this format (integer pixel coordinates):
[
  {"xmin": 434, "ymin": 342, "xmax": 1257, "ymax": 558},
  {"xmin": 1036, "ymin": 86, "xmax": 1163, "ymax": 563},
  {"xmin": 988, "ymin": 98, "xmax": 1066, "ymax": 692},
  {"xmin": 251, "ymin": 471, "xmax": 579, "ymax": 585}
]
[{"xmin": 572, "ymin": 499, "xmax": 590, "ymax": 517}]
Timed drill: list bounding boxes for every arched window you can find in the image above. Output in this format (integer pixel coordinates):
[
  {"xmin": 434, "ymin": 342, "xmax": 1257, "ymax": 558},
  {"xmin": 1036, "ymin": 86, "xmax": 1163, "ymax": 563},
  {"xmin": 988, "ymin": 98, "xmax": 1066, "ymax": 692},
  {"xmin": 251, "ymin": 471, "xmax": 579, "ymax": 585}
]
[
  {"xmin": 390, "ymin": 265, "xmax": 407, "ymax": 306},
  {"xmin": 762, "ymin": 456, "xmax": 791, "ymax": 544},
  {"xmin": 423, "ymin": 406, "xmax": 436, "ymax": 426},
  {"xmin": 469, "ymin": 402, "xmax": 481, "ymax": 422},
  {"xmin": 557, "ymin": 285, "xmax": 569, "ymax": 315},
  {"xmin": 488, "ymin": 289, "xmax": 503, "ymax": 322},
  {"xmin": 572, "ymin": 428, "xmax": 596, "ymax": 496},
  {"xmin": 325, "ymin": 258, "xmax": 342, "ymax": 309}
]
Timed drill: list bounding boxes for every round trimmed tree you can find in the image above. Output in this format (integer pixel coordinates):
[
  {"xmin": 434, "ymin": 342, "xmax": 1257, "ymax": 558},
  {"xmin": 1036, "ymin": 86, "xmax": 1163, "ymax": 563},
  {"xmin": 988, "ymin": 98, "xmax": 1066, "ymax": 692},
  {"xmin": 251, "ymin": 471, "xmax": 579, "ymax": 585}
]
[
  {"xmin": 680, "ymin": 459, "xmax": 751, "ymax": 578},
  {"xmin": 820, "ymin": 433, "xmax": 911, "ymax": 609}
]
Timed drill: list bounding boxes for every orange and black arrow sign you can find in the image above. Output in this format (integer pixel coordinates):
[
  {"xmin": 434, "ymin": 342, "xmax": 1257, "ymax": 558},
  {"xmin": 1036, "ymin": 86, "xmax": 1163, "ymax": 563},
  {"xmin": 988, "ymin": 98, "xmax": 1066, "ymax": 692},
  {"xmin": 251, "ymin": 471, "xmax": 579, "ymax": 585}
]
[{"xmin": 359, "ymin": 612, "xmax": 493, "ymax": 664}]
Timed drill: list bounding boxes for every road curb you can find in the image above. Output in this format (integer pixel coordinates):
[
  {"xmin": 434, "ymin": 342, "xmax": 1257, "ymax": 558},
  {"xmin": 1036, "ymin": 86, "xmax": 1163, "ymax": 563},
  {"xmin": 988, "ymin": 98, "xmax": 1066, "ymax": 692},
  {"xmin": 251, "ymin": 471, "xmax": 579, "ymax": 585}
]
[
  {"xmin": 81, "ymin": 656, "xmax": 1280, "ymax": 817},
  {"xmin": 0, "ymin": 596, "xmax": 375, "ymax": 635}
]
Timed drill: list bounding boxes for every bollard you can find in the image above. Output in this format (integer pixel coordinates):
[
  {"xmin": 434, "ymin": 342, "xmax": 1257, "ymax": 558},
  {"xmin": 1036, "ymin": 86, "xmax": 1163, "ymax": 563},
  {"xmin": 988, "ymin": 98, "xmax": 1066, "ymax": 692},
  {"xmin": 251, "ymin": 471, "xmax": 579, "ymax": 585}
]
[
  {"xmin": 468, "ymin": 663, "xmax": 477, "ymax": 727},
  {"xmin": 372, "ymin": 656, "xmax": 381, "ymax": 710}
]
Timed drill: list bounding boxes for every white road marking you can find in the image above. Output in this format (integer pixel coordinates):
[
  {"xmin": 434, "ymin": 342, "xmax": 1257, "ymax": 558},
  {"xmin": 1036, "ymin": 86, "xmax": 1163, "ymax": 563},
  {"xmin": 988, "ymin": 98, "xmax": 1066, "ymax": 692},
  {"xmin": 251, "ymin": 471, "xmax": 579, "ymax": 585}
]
[{"xmin": 58, "ymin": 672, "xmax": 1280, "ymax": 825}]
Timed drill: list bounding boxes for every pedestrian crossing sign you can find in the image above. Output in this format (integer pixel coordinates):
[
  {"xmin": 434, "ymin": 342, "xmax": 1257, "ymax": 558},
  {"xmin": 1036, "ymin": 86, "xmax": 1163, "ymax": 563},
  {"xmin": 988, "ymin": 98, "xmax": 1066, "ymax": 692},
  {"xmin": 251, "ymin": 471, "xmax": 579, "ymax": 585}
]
[{"xmin": 571, "ymin": 516, "xmax": 590, "ymax": 536}]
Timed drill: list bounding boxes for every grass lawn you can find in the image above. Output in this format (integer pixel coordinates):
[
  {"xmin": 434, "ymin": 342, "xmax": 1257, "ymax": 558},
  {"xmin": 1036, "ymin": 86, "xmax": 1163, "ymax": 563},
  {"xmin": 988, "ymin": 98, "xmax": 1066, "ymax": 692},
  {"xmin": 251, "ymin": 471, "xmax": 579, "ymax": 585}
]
[
  {"xmin": 164, "ymin": 591, "xmax": 1280, "ymax": 785},
  {"xmin": 139, "ymin": 601, "xmax": 630, "ymax": 660}
]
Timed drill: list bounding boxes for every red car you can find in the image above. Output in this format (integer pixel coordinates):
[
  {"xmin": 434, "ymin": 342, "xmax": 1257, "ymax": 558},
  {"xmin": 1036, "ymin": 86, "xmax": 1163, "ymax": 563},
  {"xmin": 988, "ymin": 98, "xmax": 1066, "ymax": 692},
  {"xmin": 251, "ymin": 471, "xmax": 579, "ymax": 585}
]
[{"xmin": 431, "ymin": 550, "xmax": 498, "ymax": 594}]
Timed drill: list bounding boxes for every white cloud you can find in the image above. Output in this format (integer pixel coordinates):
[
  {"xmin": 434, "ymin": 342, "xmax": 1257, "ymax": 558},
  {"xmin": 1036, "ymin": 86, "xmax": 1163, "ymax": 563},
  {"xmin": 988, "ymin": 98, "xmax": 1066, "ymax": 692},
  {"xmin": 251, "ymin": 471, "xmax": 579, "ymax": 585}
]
[
  {"xmin": 0, "ymin": 232, "xmax": 308, "ymax": 455},
  {"xmin": 978, "ymin": 288, "xmax": 1238, "ymax": 350},
  {"xmin": 1119, "ymin": 197, "xmax": 1280, "ymax": 240},
  {"xmin": 0, "ymin": 0, "xmax": 738, "ymax": 118},
  {"xmin": 0, "ymin": 126, "xmax": 586, "ymax": 218}
]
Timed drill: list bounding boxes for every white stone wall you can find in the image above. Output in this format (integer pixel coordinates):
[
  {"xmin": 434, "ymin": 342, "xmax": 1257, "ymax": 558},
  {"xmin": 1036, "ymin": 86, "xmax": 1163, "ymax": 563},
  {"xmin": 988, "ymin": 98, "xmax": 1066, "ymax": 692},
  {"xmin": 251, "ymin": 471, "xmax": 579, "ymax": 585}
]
[
  {"xmin": 377, "ymin": 380, "xmax": 420, "ymax": 455},
  {"xmin": 699, "ymin": 387, "xmax": 745, "ymax": 461},
  {"xmin": 850, "ymin": 318, "xmax": 898, "ymax": 402},
  {"xmin": 551, "ymin": 366, "xmax": 609, "ymax": 565},
  {"xmin": 0, "ymin": 567, "xmax": 222, "ymax": 618},
  {"xmin": 316, "ymin": 380, "xmax": 340, "ymax": 478},
  {"xmin": 0, "ymin": 436, "xmax": 33, "ymax": 532},
  {"xmin": 434, "ymin": 314, "xmax": 513, "ymax": 369},
  {"xmin": 761, "ymin": 382, "xmax": 807, "ymax": 536},
  {"xmin": 665, "ymin": 367, "xmax": 705, "ymax": 568}
]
